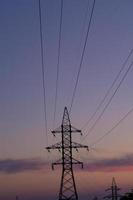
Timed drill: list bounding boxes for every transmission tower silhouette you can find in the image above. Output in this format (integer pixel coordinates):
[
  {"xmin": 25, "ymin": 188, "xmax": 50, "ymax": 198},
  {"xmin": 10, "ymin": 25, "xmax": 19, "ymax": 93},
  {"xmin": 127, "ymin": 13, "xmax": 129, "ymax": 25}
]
[
  {"xmin": 16, "ymin": 196, "xmax": 19, "ymax": 200},
  {"xmin": 104, "ymin": 177, "xmax": 121, "ymax": 200},
  {"xmin": 46, "ymin": 107, "xmax": 88, "ymax": 200}
]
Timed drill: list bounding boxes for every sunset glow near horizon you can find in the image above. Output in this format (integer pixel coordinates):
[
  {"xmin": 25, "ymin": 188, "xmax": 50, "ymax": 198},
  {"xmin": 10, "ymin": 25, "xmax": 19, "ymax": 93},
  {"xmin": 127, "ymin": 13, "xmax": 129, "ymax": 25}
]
[{"xmin": 0, "ymin": 0, "xmax": 133, "ymax": 199}]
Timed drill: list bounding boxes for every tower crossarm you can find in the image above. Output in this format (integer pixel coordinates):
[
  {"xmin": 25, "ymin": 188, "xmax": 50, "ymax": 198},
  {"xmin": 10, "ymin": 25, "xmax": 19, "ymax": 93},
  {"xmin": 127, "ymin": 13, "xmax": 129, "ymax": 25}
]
[
  {"xmin": 49, "ymin": 156, "xmax": 84, "ymax": 170},
  {"xmin": 52, "ymin": 158, "xmax": 62, "ymax": 170},
  {"xmin": 71, "ymin": 126, "xmax": 82, "ymax": 133},
  {"xmin": 52, "ymin": 125, "xmax": 82, "ymax": 135},
  {"xmin": 105, "ymin": 188, "xmax": 112, "ymax": 192},
  {"xmin": 46, "ymin": 142, "xmax": 89, "ymax": 151},
  {"xmin": 72, "ymin": 142, "xmax": 89, "ymax": 151},
  {"xmin": 52, "ymin": 126, "xmax": 62, "ymax": 135},
  {"xmin": 72, "ymin": 158, "xmax": 83, "ymax": 168},
  {"xmin": 46, "ymin": 142, "xmax": 62, "ymax": 151}
]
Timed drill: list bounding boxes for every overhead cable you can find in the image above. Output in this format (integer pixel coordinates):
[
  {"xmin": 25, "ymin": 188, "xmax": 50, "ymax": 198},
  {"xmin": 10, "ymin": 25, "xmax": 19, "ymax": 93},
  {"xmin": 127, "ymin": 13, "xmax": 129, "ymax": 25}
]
[
  {"xmin": 82, "ymin": 49, "xmax": 133, "ymax": 130},
  {"xmin": 53, "ymin": 0, "xmax": 63, "ymax": 128},
  {"xmin": 90, "ymin": 105, "xmax": 133, "ymax": 148},
  {"xmin": 38, "ymin": 0, "xmax": 48, "ymax": 145},
  {"xmin": 82, "ymin": 61, "xmax": 133, "ymax": 141},
  {"xmin": 66, "ymin": 0, "xmax": 90, "ymax": 105},
  {"xmin": 69, "ymin": 0, "xmax": 96, "ymax": 114}
]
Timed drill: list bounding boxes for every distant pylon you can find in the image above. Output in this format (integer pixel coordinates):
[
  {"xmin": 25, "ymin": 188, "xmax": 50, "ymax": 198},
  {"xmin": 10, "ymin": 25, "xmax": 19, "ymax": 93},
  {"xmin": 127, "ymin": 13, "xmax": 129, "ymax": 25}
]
[
  {"xmin": 104, "ymin": 177, "xmax": 121, "ymax": 200},
  {"xmin": 46, "ymin": 107, "xmax": 89, "ymax": 200},
  {"xmin": 16, "ymin": 195, "xmax": 19, "ymax": 200}
]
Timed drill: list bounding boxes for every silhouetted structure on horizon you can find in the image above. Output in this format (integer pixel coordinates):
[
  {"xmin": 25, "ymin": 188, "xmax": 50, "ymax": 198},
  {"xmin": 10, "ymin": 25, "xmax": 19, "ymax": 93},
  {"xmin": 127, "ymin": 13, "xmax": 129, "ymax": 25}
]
[
  {"xmin": 16, "ymin": 196, "xmax": 19, "ymax": 200},
  {"xmin": 46, "ymin": 107, "xmax": 88, "ymax": 200},
  {"xmin": 104, "ymin": 177, "xmax": 121, "ymax": 200},
  {"xmin": 120, "ymin": 189, "xmax": 133, "ymax": 200}
]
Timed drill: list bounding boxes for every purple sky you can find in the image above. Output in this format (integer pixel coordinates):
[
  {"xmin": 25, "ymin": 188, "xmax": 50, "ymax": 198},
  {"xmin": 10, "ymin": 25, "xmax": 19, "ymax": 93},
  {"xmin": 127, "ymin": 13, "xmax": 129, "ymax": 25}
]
[{"xmin": 0, "ymin": 0, "xmax": 133, "ymax": 199}]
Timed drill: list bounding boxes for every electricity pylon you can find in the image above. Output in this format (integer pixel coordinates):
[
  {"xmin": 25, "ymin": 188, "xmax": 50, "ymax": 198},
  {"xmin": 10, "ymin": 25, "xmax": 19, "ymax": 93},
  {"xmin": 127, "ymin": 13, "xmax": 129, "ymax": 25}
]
[
  {"xmin": 16, "ymin": 196, "xmax": 19, "ymax": 200},
  {"xmin": 46, "ymin": 107, "xmax": 88, "ymax": 200},
  {"xmin": 104, "ymin": 177, "xmax": 121, "ymax": 200}
]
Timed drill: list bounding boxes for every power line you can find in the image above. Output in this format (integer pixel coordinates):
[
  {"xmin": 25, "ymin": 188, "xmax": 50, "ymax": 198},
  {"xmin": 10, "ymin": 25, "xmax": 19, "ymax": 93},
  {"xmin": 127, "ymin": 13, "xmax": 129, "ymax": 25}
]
[
  {"xmin": 53, "ymin": 0, "xmax": 63, "ymax": 128},
  {"xmin": 69, "ymin": 0, "xmax": 96, "ymax": 114},
  {"xmin": 81, "ymin": 49, "xmax": 133, "ymax": 130},
  {"xmin": 66, "ymin": 0, "xmax": 90, "ymax": 105},
  {"xmin": 82, "ymin": 61, "xmax": 133, "ymax": 141},
  {"xmin": 90, "ymin": 105, "xmax": 133, "ymax": 148},
  {"xmin": 38, "ymin": 0, "xmax": 48, "ymax": 145}
]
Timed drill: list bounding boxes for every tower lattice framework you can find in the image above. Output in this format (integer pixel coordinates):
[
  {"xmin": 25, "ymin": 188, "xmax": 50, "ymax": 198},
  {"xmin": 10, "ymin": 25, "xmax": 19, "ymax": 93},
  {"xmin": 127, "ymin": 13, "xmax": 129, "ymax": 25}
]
[
  {"xmin": 46, "ymin": 107, "xmax": 88, "ymax": 200},
  {"xmin": 104, "ymin": 177, "xmax": 121, "ymax": 200}
]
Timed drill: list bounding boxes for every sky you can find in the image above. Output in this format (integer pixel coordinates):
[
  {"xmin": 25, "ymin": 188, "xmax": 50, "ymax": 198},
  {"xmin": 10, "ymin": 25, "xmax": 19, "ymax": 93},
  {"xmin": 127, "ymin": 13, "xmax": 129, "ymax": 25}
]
[{"xmin": 0, "ymin": 0, "xmax": 133, "ymax": 199}]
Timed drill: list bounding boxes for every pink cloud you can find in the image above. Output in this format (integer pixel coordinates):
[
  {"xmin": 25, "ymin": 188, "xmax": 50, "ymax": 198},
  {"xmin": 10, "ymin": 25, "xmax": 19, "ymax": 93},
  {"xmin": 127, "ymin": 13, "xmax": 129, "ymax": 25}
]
[
  {"xmin": 83, "ymin": 153, "xmax": 133, "ymax": 173},
  {"xmin": 1, "ymin": 153, "xmax": 133, "ymax": 174}
]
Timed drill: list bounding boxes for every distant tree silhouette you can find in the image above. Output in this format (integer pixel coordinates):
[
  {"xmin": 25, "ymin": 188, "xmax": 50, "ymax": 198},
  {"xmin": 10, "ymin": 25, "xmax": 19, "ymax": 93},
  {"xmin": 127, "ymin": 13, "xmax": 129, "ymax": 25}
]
[{"xmin": 120, "ymin": 190, "xmax": 133, "ymax": 200}]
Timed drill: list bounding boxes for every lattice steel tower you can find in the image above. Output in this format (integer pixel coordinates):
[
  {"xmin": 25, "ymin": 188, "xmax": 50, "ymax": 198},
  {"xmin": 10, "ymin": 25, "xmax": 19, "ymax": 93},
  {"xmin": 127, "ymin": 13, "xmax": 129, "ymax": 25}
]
[
  {"xmin": 104, "ymin": 177, "xmax": 121, "ymax": 200},
  {"xmin": 46, "ymin": 107, "xmax": 88, "ymax": 200}
]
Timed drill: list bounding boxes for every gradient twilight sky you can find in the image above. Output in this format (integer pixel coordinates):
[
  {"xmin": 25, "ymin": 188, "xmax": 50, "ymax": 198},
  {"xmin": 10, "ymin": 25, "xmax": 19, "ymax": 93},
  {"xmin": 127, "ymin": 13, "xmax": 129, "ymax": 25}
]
[{"xmin": 1, "ymin": 0, "xmax": 133, "ymax": 199}]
